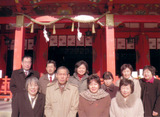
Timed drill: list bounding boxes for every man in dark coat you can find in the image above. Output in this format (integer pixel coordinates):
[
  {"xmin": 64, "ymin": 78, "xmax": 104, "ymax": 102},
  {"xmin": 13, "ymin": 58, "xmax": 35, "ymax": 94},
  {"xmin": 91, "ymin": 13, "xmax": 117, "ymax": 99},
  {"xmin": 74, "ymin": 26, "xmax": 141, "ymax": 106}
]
[{"xmin": 10, "ymin": 55, "xmax": 39, "ymax": 97}]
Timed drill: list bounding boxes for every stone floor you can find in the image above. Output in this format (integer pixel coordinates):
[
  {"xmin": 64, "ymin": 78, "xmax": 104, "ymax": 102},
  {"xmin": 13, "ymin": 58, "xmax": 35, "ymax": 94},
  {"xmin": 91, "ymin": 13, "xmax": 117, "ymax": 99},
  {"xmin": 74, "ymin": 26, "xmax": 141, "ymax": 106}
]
[{"xmin": 0, "ymin": 99, "xmax": 12, "ymax": 117}]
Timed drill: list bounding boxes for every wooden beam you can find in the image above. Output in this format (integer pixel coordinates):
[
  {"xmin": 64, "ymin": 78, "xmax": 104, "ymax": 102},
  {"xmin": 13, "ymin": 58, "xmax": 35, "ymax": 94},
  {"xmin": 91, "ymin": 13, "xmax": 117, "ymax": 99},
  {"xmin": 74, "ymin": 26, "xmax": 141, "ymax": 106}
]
[
  {"xmin": 114, "ymin": 15, "xmax": 160, "ymax": 23},
  {"xmin": 1, "ymin": 15, "xmax": 160, "ymax": 26}
]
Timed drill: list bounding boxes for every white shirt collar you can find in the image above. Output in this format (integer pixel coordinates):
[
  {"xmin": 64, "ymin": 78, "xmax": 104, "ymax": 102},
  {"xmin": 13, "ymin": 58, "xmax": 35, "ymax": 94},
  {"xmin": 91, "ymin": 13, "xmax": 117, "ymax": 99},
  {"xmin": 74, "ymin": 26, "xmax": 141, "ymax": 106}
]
[
  {"xmin": 48, "ymin": 74, "xmax": 55, "ymax": 81},
  {"xmin": 28, "ymin": 93, "xmax": 38, "ymax": 109}
]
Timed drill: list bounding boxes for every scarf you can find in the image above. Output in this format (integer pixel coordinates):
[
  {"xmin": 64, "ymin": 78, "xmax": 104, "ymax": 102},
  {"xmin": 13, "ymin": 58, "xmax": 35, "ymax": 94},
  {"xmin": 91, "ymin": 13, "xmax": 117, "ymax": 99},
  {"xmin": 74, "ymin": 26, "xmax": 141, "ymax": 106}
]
[{"xmin": 80, "ymin": 89, "xmax": 109, "ymax": 101}]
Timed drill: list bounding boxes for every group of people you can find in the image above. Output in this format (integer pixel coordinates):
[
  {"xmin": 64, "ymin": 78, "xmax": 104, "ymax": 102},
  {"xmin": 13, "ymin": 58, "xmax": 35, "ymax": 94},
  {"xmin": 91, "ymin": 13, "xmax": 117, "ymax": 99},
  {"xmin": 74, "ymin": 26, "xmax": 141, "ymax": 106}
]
[{"xmin": 10, "ymin": 55, "xmax": 160, "ymax": 117}]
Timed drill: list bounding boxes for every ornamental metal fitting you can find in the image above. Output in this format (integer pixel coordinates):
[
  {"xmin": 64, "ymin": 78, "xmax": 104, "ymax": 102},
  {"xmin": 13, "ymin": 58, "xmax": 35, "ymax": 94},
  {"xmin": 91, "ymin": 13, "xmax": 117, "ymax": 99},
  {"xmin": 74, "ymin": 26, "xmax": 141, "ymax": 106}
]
[{"xmin": 106, "ymin": 14, "xmax": 114, "ymax": 27}]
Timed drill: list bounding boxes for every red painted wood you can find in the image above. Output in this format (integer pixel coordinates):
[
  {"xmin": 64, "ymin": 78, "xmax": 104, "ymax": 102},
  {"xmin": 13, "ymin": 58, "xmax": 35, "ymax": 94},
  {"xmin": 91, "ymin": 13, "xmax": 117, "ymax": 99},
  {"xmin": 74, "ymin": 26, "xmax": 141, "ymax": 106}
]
[
  {"xmin": 13, "ymin": 27, "xmax": 25, "ymax": 70},
  {"xmin": 114, "ymin": 15, "xmax": 160, "ymax": 23},
  {"xmin": 105, "ymin": 25, "xmax": 116, "ymax": 79},
  {"xmin": 33, "ymin": 30, "xmax": 48, "ymax": 74},
  {"xmin": 92, "ymin": 29, "xmax": 103, "ymax": 77},
  {"xmin": 0, "ymin": 76, "xmax": 12, "ymax": 99},
  {"xmin": 0, "ymin": 36, "xmax": 7, "ymax": 77},
  {"xmin": 113, "ymin": 0, "xmax": 160, "ymax": 4},
  {"xmin": 135, "ymin": 33, "xmax": 150, "ymax": 70}
]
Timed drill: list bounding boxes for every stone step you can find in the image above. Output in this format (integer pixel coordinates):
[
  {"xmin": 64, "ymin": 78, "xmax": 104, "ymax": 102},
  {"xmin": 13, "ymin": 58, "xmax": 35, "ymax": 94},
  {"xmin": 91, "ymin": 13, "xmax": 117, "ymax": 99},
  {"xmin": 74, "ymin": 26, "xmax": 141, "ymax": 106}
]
[{"xmin": 0, "ymin": 99, "xmax": 11, "ymax": 117}]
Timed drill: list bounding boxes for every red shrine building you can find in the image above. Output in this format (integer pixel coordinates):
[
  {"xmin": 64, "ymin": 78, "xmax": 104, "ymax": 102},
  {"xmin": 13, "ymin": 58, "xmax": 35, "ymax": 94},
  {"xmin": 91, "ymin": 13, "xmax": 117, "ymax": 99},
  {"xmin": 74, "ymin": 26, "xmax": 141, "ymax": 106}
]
[{"xmin": 1, "ymin": 0, "xmax": 160, "ymax": 80}]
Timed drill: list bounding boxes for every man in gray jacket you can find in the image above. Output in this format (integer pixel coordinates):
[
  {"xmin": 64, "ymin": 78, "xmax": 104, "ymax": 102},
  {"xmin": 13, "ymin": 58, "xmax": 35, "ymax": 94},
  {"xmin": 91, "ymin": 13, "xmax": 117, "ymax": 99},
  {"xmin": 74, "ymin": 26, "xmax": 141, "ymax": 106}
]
[{"xmin": 39, "ymin": 60, "xmax": 57, "ymax": 95}]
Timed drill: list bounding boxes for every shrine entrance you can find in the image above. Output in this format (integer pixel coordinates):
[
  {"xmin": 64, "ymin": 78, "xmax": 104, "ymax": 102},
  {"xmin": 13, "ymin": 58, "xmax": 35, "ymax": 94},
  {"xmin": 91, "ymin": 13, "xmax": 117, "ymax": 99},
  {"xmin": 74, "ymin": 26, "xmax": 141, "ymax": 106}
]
[{"xmin": 48, "ymin": 46, "xmax": 92, "ymax": 75}]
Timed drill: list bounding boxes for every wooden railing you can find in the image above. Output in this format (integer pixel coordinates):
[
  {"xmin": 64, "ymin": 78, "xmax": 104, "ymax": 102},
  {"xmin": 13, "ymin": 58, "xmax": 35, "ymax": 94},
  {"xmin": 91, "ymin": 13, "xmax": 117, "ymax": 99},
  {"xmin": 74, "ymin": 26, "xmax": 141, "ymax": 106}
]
[{"xmin": 0, "ymin": 76, "xmax": 12, "ymax": 99}]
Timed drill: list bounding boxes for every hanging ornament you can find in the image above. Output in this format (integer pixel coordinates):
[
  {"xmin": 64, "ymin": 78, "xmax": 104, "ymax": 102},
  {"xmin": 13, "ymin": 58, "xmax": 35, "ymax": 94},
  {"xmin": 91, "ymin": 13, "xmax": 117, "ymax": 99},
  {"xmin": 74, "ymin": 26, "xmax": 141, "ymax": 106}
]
[
  {"xmin": 77, "ymin": 22, "xmax": 82, "ymax": 41},
  {"xmin": 71, "ymin": 22, "xmax": 74, "ymax": 32},
  {"xmin": 92, "ymin": 23, "xmax": 96, "ymax": 33},
  {"xmin": 53, "ymin": 24, "xmax": 56, "ymax": 34},
  {"xmin": 30, "ymin": 22, "xmax": 34, "ymax": 33},
  {"xmin": 43, "ymin": 25, "xmax": 49, "ymax": 42}
]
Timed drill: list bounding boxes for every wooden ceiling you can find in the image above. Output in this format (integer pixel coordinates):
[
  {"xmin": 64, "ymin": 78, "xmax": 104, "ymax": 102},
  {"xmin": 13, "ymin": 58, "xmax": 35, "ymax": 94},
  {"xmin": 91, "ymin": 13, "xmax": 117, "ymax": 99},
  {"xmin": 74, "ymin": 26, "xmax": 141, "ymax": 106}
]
[{"xmin": 0, "ymin": 0, "xmax": 160, "ymax": 16}]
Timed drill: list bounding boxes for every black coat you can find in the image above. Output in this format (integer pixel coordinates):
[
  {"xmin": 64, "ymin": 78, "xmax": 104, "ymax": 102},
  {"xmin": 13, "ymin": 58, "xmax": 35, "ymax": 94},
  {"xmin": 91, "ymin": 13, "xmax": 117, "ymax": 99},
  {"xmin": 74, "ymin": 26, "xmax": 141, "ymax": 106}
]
[
  {"xmin": 10, "ymin": 69, "xmax": 39, "ymax": 96},
  {"xmin": 140, "ymin": 78, "xmax": 160, "ymax": 117},
  {"xmin": 11, "ymin": 92, "xmax": 45, "ymax": 117}
]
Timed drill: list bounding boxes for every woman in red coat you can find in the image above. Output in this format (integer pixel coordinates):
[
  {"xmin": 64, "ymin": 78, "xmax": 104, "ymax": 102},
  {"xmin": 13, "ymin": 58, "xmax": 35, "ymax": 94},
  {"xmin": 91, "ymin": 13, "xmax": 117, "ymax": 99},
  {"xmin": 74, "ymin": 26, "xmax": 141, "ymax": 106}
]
[{"xmin": 78, "ymin": 74, "xmax": 111, "ymax": 117}]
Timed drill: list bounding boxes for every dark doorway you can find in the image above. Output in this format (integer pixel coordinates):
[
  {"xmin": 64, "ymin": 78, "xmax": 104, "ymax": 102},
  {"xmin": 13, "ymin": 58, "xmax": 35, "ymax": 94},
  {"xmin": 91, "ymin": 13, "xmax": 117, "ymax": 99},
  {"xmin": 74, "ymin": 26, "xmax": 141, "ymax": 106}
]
[
  {"xmin": 150, "ymin": 50, "xmax": 160, "ymax": 76},
  {"xmin": 48, "ymin": 47, "xmax": 92, "ymax": 75},
  {"xmin": 116, "ymin": 50, "xmax": 136, "ymax": 76}
]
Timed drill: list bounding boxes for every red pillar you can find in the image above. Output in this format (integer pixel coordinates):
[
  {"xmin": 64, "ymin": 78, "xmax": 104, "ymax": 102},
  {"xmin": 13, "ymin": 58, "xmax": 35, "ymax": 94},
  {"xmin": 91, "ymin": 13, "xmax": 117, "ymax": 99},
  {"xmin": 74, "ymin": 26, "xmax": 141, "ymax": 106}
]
[
  {"xmin": 135, "ymin": 33, "xmax": 150, "ymax": 70},
  {"xmin": 0, "ymin": 36, "xmax": 7, "ymax": 77},
  {"xmin": 92, "ymin": 29, "xmax": 104, "ymax": 77},
  {"xmin": 105, "ymin": 14, "xmax": 116, "ymax": 81},
  {"xmin": 13, "ymin": 27, "xmax": 25, "ymax": 70},
  {"xmin": 33, "ymin": 30, "xmax": 48, "ymax": 74}
]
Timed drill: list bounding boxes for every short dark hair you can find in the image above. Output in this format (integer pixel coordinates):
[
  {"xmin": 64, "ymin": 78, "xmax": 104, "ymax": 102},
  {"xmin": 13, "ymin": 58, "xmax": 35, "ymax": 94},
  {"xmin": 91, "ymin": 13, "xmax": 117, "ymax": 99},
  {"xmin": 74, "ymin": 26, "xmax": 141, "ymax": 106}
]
[
  {"xmin": 56, "ymin": 66, "xmax": 70, "ymax": 75},
  {"xmin": 121, "ymin": 64, "xmax": 133, "ymax": 75},
  {"xmin": 22, "ymin": 55, "xmax": 32, "ymax": 62},
  {"xmin": 102, "ymin": 71, "xmax": 114, "ymax": 80},
  {"xmin": 119, "ymin": 78, "xmax": 134, "ymax": 94},
  {"xmin": 143, "ymin": 65, "xmax": 156, "ymax": 76},
  {"xmin": 74, "ymin": 60, "xmax": 89, "ymax": 74},
  {"xmin": 46, "ymin": 60, "xmax": 56, "ymax": 67},
  {"xmin": 87, "ymin": 74, "xmax": 101, "ymax": 89}
]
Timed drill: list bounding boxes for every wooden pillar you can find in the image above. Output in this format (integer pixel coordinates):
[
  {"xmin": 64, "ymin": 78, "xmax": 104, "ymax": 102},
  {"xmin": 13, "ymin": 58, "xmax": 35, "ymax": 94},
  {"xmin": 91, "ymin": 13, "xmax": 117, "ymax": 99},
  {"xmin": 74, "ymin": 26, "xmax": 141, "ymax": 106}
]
[
  {"xmin": 13, "ymin": 15, "xmax": 25, "ymax": 70},
  {"xmin": 92, "ymin": 29, "xmax": 104, "ymax": 77},
  {"xmin": 0, "ymin": 35, "xmax": 7, "ymax": 77},
  {"xmin": 135, "ymin": 33, "xmax": 150, "ymax": 70},
  {"xmin": 33, "ymin": 30, "xmax": 48, "ymax": 74},
  {"xmin": 105, "ymin": 14, "xmax": 116, "ymax": 80}
]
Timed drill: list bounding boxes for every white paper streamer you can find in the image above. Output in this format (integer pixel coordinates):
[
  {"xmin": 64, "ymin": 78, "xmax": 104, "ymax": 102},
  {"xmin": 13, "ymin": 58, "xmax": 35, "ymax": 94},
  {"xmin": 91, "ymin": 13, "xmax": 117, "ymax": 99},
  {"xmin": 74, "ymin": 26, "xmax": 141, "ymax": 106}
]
[
  {"xmin": 77, "ymin": 22, "xmax": 82, "ymax": 41},
  {"xmin": 43, "ymin": 25, "xmax": 49, "ymax": 42}
]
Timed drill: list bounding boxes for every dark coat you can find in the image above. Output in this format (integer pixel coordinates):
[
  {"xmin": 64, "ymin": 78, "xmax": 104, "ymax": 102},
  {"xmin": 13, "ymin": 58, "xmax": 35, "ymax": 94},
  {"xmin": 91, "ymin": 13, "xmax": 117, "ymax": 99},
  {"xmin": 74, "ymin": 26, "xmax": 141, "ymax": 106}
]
[
  {"xmin": 140, "ymin": 78, "xmax": 160, "ymax": 117},
  {"xmin": 11, "ymin": 92, "xmax": 45, "ymax": 117},
  {"xmin": 10, "ymin": 69, "xmax": 39, "ymax": 96},
  {"xmin": 101, "ymin": 83, "xmax": 119, "ymax": 99}
]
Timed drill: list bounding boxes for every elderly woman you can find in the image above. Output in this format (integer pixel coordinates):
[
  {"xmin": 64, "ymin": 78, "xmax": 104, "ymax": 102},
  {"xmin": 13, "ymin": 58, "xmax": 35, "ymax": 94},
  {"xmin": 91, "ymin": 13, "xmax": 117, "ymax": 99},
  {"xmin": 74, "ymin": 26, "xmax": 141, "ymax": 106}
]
[
  {"xmin": 11, "ymin": 77, "xmax": 45, "ymax": 117},
  {"xmin": 140, "ymin": 65, "xmax": 160, "ymax": 117},
  {"xmin": 68, "ymin": 60, "xmax": 89, "ymax": 93},
  {"xmin": 78, "ymin": 74, "xmax": 111, "ymax": 117},
  {"xmin": 110, "ymin": 78, "xmax": 144, "ymax": 117},
  {"xmin": 101, "ymin": 71, "xmax": 119, "ymax": 99},
  {"xmin": 116, "ymin": 64, "xmax": 141, "ymax": 98}
]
